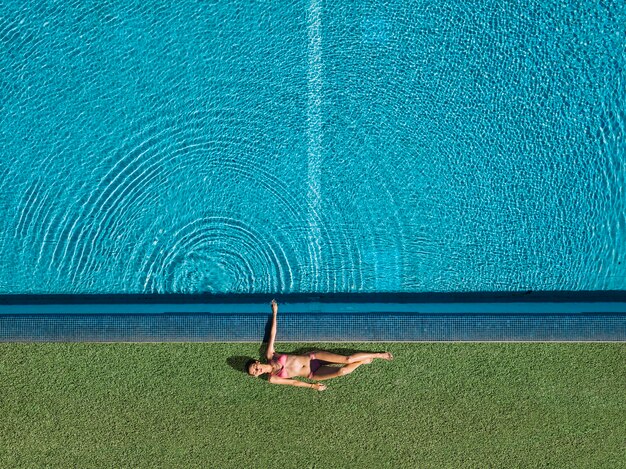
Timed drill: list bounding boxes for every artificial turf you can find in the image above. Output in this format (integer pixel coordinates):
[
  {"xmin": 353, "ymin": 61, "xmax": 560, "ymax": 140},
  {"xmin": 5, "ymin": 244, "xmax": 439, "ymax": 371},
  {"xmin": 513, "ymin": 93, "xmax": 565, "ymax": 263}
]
[{"xmin": 1, "ymin": 343, "xmax": 624, "ymax": 468}]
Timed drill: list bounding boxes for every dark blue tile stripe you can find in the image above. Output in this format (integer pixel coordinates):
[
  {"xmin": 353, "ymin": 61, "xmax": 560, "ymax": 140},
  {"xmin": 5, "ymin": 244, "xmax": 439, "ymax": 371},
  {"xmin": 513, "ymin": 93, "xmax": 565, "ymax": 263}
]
[{"xmin": 0, "ymin": 313, "xmax": 624, "ymax": 342}]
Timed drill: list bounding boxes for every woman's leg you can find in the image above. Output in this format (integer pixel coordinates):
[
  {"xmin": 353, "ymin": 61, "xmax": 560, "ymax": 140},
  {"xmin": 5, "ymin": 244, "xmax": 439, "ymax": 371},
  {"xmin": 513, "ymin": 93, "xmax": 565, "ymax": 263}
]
[
  {"xmin": 313, "ymin": 351, "xmax": 393, "ymax": 364},
  {"xmin": 311, "ymin": 361, "xmax": 370, "ymax": 381}
]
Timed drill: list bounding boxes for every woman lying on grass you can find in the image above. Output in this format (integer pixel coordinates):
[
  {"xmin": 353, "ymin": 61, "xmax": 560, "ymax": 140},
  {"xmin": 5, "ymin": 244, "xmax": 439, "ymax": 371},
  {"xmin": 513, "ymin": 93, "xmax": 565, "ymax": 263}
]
[{"xmin": 247, "ymin": 300, "xmax": 393, "ymax": 391}]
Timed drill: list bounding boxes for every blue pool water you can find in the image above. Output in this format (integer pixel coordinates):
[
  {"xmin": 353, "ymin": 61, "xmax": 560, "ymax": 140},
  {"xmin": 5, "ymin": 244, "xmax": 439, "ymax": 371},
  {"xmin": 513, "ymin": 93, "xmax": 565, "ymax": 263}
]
[{"xmin": 1, "ymin": 1, "xmax": 625, "ymax": 295}]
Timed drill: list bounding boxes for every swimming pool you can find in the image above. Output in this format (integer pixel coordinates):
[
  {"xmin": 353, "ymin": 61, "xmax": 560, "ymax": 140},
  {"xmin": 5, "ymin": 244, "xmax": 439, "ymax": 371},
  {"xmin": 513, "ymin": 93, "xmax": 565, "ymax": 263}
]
[{"xmin": 1, "ymin": 1, "xmax": 625, "ymax": 296}]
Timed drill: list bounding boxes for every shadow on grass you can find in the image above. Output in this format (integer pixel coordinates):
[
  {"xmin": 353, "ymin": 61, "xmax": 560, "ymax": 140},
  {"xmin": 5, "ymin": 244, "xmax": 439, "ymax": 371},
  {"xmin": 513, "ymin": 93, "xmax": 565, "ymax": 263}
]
[{"xmin": 226, "ymin": 356, "xmax": 254, "ymax": 374}]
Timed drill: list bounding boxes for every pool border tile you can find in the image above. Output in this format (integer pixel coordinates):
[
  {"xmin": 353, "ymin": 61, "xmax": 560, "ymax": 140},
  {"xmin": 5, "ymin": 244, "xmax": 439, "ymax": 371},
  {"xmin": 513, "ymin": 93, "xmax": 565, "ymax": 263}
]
[{"xmin": 1, "ymin": 293, "xmax": 625, "ymax": 342}]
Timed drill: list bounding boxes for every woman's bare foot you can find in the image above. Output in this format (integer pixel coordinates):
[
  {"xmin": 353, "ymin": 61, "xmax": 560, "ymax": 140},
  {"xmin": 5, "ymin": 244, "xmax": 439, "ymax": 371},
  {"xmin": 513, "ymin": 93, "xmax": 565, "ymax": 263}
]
[{"xmin": 381, "ymin": 352, "xmax": 393, "ymax": 361}]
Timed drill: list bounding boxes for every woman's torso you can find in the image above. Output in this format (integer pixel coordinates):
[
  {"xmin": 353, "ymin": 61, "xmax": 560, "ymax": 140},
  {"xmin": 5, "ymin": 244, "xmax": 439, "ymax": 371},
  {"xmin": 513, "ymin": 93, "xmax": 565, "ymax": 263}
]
[{"xmin": 271, "ymin": 353, "xmax": 311, "ymax": 378}]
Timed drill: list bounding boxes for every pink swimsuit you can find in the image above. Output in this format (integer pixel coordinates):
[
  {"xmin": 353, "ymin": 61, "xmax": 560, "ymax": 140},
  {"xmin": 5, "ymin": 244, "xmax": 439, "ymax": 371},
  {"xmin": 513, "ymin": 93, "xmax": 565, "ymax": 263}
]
[
  {"xmin": 271, "ymin": 354, "xmax": 289, "ymax": 378},
  {"xmin": 308, "ymin": 352, "xmax": 324, "ymax": 379}
]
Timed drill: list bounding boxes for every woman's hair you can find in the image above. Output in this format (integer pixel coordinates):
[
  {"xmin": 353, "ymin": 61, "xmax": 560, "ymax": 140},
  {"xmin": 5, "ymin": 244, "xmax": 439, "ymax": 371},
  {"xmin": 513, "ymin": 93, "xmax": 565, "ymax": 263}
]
[{"xmin": 245, "ymin": 359, "xmax": 257, "ymax": 375}]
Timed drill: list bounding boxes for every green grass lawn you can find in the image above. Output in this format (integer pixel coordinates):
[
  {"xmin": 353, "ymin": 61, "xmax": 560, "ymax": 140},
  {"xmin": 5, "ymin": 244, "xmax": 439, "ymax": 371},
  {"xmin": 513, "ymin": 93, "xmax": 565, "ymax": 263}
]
[{"xmin": 1, "ymin": 343, "xmax": 624, "ymax": 468}]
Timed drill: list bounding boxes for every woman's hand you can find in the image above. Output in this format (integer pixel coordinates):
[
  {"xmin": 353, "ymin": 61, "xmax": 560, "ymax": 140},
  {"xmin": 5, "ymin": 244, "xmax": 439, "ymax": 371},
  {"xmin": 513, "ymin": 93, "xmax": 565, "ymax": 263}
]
[
  {"xmin": 271, "ymin": 299, "xmax": 278, "ymax": 313},
  {"xmin": 313, "ymin": 383, "xmax": 327, "ymax": 391}
]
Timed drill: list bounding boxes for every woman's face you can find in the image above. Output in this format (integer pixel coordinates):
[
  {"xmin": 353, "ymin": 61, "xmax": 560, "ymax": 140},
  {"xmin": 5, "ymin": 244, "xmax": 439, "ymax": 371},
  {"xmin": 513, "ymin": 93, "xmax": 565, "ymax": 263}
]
[{"xmin": 248, "ymin": 360, "xmax": 265, "ymax": 377}]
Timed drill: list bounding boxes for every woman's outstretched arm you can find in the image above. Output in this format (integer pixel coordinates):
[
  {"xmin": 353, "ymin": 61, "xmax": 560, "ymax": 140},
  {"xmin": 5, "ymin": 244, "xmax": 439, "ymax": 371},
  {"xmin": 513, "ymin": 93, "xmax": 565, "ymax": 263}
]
[
  {"xmin": 265, "ymin": 299, "xmax": 278, "ymax": 360},
  {"xmin": 268, "ymin": 375, "xmax": 326, "ymax": 391}
]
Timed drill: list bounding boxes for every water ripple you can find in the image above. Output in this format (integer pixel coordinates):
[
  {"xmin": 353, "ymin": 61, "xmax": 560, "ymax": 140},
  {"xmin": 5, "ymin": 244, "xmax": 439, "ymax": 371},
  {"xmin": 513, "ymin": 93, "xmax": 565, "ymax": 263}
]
[
  {"xmin": 38, "ymin": 104, "xmax": 339, "ymax": 291},
  {"xmin": 140, "ymin": 217, "xmax": 294, "ymax": 293}
]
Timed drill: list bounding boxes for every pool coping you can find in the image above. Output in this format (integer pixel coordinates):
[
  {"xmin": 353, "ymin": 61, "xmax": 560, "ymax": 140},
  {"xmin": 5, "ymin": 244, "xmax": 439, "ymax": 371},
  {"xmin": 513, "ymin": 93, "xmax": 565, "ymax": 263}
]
[{"xmin": 5, "ymin": 290, "xmax": 626, "ymax": 305}]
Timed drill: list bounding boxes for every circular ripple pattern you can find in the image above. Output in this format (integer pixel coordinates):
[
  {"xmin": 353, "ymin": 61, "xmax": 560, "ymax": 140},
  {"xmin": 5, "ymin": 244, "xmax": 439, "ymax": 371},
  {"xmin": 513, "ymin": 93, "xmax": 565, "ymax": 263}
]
[
  {"xmin": 139, "ymin": 217, "xmax": 294, "ymax": 293},
  {"xmin": 1, "ymin": 1, "xmax": 625, "ymax": 294}
]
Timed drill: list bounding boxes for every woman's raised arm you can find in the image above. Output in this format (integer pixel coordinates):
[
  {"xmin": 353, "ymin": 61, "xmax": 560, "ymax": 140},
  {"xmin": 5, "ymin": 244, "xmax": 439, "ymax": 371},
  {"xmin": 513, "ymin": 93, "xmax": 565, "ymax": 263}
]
[{"xmin": 265, "ymin": 299, "xmax": 278, "ymax": 360}]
